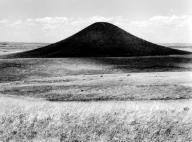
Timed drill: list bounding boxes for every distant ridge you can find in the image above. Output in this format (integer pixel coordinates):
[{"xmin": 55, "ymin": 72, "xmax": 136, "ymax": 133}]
[{"xmin": 4, "ymin": 22, "xmax": 191, "ymax": 58}]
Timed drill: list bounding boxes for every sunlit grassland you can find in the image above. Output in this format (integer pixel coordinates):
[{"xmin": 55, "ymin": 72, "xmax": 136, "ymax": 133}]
[{"xmin": 1, "ymin": 97, "xmax": 192, "ymax": 142}]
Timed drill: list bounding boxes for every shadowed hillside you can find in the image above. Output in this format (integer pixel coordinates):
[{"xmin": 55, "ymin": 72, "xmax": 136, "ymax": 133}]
[{"xmin": 4, "ymin": 22, "xmax": 190, "ymax": 58}]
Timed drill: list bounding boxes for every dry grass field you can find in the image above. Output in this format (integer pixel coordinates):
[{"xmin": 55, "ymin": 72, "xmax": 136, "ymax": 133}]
[
  {"xmin": 1, "ymin": 96, "xmax": 192, "ymax": 142},
  {"xmin": 0, "ymin": 42, "xmax": 192, "ymax": 141},
  {"xmin": 1, "ymin": 80, "xmax": 191, "ymax": 142}
]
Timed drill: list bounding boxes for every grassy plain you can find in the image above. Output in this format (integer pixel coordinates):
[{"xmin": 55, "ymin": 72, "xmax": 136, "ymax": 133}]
[
  {"xmin": 1, "ymin": 96, "xmax": 192, "ymax": 142},
  {"xmin": 0, "ymin": 42, "xmax": 192, "ymax": 141},
  {"xmin": 0, "ymin": 56, "xmax": 192, "ymax": 101}
]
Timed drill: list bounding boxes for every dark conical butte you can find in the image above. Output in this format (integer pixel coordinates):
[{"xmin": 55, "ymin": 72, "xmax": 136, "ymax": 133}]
[{"xmin": 7, "ymin": 22, "xmax": 190, "ymax": 58}]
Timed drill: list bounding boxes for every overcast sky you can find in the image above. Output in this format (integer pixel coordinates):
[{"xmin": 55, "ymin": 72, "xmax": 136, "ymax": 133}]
[{"xmin": 0, "ymin": 0, "xmax": 191, "ymax": 43}]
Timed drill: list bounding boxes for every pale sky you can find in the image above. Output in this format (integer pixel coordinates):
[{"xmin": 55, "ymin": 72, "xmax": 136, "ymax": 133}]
[{"xmin": 0, "ymin": 0, "xmax": 191, "ymax": 43}]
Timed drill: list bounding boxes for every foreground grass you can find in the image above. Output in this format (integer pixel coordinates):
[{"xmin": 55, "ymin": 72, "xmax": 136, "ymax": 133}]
[{"xmin": 1, "ymin": 98, "xmax": 192, "ymax": 141}]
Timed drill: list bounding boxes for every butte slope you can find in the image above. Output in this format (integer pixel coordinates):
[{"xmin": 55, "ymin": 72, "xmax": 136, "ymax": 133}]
[{"xmin": 5, "ymin": 22, "xmax": 190, "ymax": 58}]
